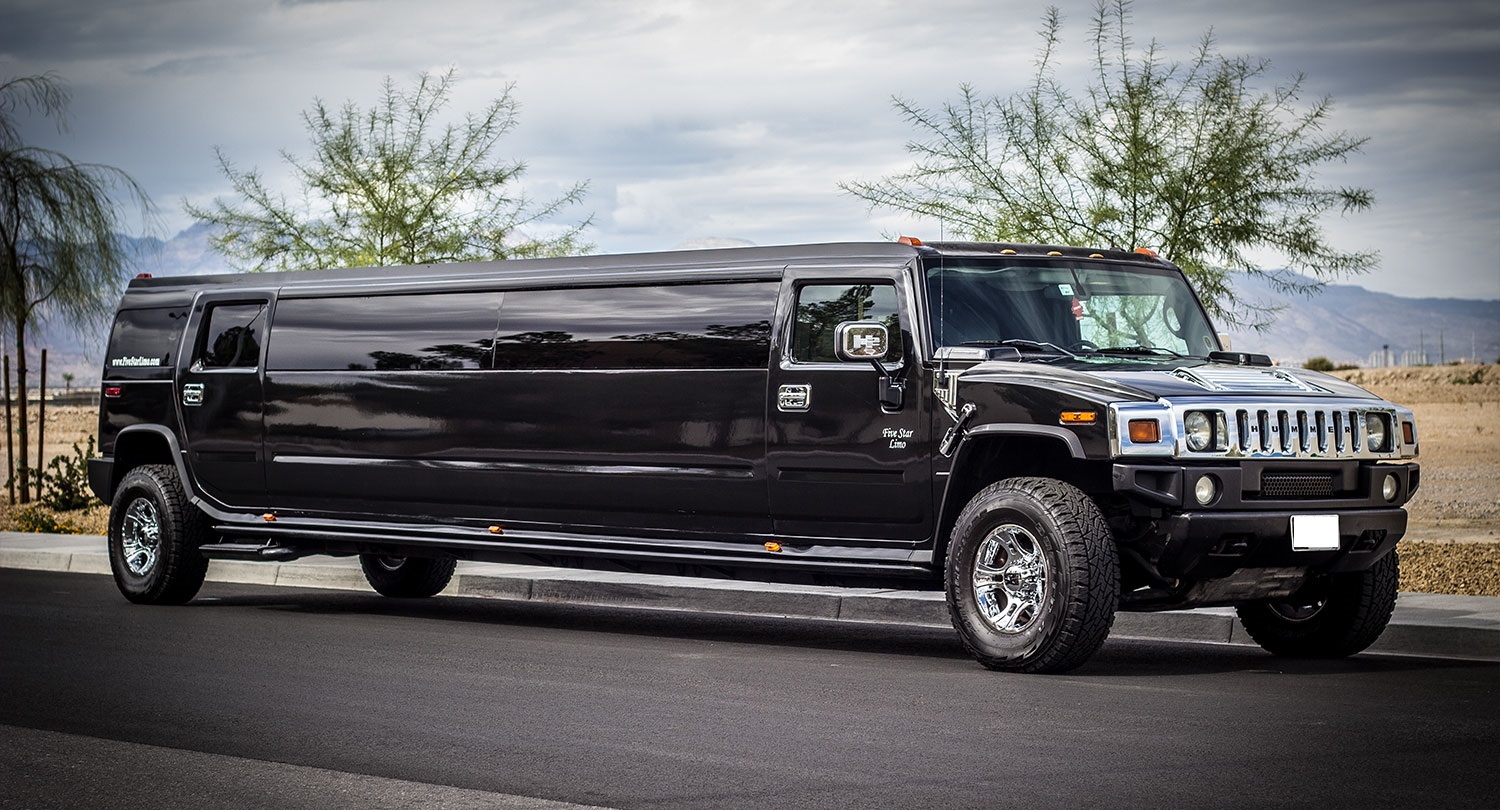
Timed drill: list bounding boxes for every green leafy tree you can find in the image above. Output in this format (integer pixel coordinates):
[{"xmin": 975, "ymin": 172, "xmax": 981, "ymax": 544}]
[
  {"xmin": 1, "ymin": 73, "xmax": 150, "ymax": 502},
  {"xmin": 187, "ymin": 69, "xmax": 590, "ymax": 271},
  {"xmin": 841, "ymin": 1, "xmax": 1375, "ymax": 327}
]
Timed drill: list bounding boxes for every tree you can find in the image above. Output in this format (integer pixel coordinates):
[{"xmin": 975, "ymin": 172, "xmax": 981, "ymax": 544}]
[
  {"xmin": 841, "ymin": 1, "xmax": 1375, "ymax": 327},
  {"xmin": 1, "ymin": 73, "xmax": 150, "ymax": 502},
  {"xmin": 187, "ymin": 69, "xmax": 590, "ymax": 271}
]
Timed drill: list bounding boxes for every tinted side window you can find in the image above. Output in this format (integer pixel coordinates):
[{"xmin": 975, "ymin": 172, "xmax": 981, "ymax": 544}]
[
  {"xmin": 196, "ymin": 303, "xmax": 265, "ymax": 369},
  {"xmin": 266, "ymin": 292, "xmax": 502, "ymax": 371},
  {"xmin": 105, "ymin": 307, "xmax": 187, "ymax": 380},
  {"xmin": 493, "ymin": 283, "xmax": 775, "ymax": 370},
  {"xmin": 791, "ymin": 284, "xmax": 904, "ymax": 363}
]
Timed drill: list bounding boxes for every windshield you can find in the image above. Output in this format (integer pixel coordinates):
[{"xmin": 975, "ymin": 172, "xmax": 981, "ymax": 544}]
[{"xmin": 924, "ymin": 258, "xmax": 1219, "ymax": 359}]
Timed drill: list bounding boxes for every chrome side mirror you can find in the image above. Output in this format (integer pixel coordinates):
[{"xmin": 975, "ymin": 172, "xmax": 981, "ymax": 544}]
[{"xmin": 834, "ymin": 321, "xmax": 889, "ymax": 362}]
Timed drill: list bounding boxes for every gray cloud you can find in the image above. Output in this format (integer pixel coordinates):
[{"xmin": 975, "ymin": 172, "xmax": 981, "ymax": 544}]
[{"xmin": 2, "ymin": 0, "xmax": 1496, "ymax": 300}]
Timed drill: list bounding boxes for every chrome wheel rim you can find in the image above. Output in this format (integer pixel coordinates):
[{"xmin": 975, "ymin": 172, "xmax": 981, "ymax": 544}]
[
  {"xmin": 120, "ymin": 497, "xmax": 162, "ymax": 577},
  {"xmin": 1270, "ymin": 600, "xmax": 1326, "ymax": 622},
  {"xmin": 971, "ymin": 523, "xmax": 1049, "ymax": 635},
  {"xmin": 966, "ymin": 522, "xmax": 1050, "ymax": 636},
  {"xmin": 375, "ymin": 555, "xmax": 406, "ymax": 572}
]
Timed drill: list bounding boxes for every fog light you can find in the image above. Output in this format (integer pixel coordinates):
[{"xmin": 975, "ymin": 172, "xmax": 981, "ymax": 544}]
[
  {"xmin": 1382, "ymin": 474, "xmax": 1399, "ymax": 502},
  {"xmin": 1194, "ymin": 475, "xmax": 1219, "ymax": 505}
]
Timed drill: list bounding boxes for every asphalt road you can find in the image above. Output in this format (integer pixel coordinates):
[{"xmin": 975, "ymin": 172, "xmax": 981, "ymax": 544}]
[{"xmin": 2, "ymin": 569, "xmax": 1497, "ymax": 810}]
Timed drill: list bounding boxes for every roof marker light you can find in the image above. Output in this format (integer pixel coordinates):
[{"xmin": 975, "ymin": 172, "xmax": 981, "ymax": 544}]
[
  {"xmin": 897, "ymin": 235, "xmax": 924, "ymax": 246},
  {"xmin": 1047, "ymin": 251, "xmax": 1063, "ymax": 256},
  {"xmin": 1089, "ymin": 253, "xmax": 1104, "ymax": 258},
  {"xmin": 1000, "ymin": 249, "xmax": 1017, "ymax": 255}
]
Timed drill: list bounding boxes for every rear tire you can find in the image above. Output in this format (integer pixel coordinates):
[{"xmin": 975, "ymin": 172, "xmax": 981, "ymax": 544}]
[
  {"xmin": 1236, "ymin": 551, "xmax": 1399, "ymax": 658},
  {"xmin": 945, "ymin": 477, "xmax": 1119, "ymax": 673},
  {"xmin": 359, "ymin": 554, "xmax": 457, "ymax": 598},
  {"xmin": 107, "ymin": 464, "xmax": 211, "ymax": 605}
]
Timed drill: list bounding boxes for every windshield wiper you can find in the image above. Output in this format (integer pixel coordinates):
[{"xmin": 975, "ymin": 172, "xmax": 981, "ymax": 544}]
[
  {"xmin": 1089, "ymin": 345, "xmax": 1185, "ymax": 359},
  {"xmin": 963, "ymin": 339, "xmax": 1077, "ymax": 358}
]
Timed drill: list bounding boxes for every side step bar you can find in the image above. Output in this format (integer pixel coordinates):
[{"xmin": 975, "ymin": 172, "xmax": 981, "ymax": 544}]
[{"xmin": 198, "ymin": 542, "xmax": 306, "ymax": 562}]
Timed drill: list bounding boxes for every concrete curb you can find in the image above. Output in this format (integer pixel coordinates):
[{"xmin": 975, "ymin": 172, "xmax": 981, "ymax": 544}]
[{"xmin": 4, "ymin": 533, "xmax": 1498, "ymax": 662}]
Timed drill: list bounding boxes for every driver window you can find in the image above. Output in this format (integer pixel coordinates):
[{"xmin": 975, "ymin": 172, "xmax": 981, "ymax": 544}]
[
  {"xmin": 197, "ymin": 303, "xmax": 265, "ymax": 369},
  {"xmin": 791, "ymin": 283, "xmax": 903, "ymax": 363}
]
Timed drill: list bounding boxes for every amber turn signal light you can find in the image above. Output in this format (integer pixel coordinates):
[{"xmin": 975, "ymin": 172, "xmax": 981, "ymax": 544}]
[{"xmin": 1128, "ymin": 419, "xmax": 1161, "ymax": 443}]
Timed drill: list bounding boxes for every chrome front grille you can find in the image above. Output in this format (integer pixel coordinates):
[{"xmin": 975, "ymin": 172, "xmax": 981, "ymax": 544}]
[{"xmin": 1204, "ymin": 402, "xmax": 1399, "ymax": 460}]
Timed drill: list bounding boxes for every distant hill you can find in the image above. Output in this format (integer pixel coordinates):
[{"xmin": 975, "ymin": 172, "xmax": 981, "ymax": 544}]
[
  {"xmin": 1223, "ymin": 272, "xmax": 1500, "ymax": 367},
  {"xmin": 12, "ymin": 229, "xmax": 1500, "ymax": 390}
]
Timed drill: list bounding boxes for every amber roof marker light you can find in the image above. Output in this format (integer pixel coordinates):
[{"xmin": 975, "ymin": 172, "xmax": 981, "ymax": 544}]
[{"xmin": 897, "ymin": 235, "xmax": 924, "ymax": 246}]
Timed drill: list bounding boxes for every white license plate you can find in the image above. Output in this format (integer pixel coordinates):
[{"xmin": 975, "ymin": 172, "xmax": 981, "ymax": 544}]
[{"xmin": 1291, "ymin": 514, "xmax": 1341, "ymax": 551}]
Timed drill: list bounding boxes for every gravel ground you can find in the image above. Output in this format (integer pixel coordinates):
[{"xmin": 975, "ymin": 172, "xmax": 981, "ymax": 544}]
[{"xmin": 5, "ymin": 368, "xmax": 1498, "ymax": 596}]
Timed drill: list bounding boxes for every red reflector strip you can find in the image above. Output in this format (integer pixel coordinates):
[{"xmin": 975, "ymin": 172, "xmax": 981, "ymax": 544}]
[{"xmin": 104, "ymin": 386, "xmax": 123, "ymax": 398}]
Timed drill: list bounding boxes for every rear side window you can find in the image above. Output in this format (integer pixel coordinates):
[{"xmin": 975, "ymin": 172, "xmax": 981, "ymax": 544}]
[
  {"xmin": 492, "ymin": 282, "xmax": 775, "ymax": 370},
  {"xmin": 105, "ymin": 307, "xmax": 188, "ymax": 380},
  {"xmin": 195, "ymin": 303, "xmax": 266, "ymax": 369},
  {"xmin": 266, "ymin": 292, "xmax": 502, "ymax": 371}
]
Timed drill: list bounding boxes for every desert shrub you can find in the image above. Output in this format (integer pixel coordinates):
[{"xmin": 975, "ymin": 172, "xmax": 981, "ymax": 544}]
[
  {"xmin": 1302, "ymin": 356, "xmax": 1335, "ymax": 371},
  {"xmin": 19, "ymin": 437, "xmax": 101, "ymax": 512},
  {"xmin": 11, "ymin": 505, "xmax": 83, "ymax": 534}
]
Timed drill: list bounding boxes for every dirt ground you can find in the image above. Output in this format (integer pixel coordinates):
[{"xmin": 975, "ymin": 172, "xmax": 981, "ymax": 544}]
[{"xmin": 4, "ymin": 365, "xmax": 1498, "ymax": 595}]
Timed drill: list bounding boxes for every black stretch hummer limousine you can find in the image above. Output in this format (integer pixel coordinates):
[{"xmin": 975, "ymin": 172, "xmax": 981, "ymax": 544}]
[{"xmin": 91, "ymin": 239, "xmax": 1419, "ymax": 672}]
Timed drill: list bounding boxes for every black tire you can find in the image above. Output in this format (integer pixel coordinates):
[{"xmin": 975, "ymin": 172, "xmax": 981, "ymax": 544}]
[
  {"xmin": 1236, "ymin": 551, "xmax": 1399, "ymax": 658},
  {"xmin": 107, "ymin": 464, "xmax": 211, "ymax": 605},
  {"xmin": 945, "ymin": 477, "xmax": 1119, "ymax": 673},
  {"xmin": 359, "ymin": 554, "xmax": 457, "ymax": 598}
]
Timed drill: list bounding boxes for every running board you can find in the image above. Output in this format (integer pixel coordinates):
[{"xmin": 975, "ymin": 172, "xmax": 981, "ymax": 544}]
[{"xmin": 198, "ymin": 542, "xmax": 306, "ymax": 562}]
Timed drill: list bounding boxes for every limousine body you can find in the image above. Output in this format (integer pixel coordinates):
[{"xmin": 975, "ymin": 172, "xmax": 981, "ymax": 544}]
[{"xmin": 92, "ymin": 240, "xmax": 1419, "ymax": 672}]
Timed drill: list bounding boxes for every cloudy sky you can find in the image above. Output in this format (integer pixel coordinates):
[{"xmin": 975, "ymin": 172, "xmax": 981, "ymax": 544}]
[{"xmin": 4, "ymin": 0, "xmax": 1498, "ymax": 301}]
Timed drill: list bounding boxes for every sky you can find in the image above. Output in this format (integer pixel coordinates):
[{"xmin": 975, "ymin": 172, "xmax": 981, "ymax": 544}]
[{"xmin": 3, "ymin": 0, "xmax": 1498, "ymax": 301}]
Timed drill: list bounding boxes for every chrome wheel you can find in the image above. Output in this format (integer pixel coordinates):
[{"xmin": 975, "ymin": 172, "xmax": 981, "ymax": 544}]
[
  {"xmin": 120, "ymin": 497, "xmax": 162, "ymax": 577},
  {"xmin": 1269, "ymin": 600, "xmax": 1326, "ymax": 622},
  {"xmin": 971, "ymin": 523, "xmax": 1049, "ymax": 635},
  {"xmin": 374, "ymin": 555, "xmax": 407, "ymax": 572}
]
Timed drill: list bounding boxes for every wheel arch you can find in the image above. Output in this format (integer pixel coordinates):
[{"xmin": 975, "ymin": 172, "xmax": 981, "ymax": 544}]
[
  {"xmin": 935, "ymin": 428, "xmax": 1103, "ymax": 570},
  {"xmin": 106, "ymin": 426, "xmax": 192, "ymax": 503}
]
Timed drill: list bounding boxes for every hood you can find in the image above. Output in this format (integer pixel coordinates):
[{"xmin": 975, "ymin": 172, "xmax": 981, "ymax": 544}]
[
  {"xmin": 958, "ymin": 358, "xmax": 1383, "ymax": 403},
  {"xmin": 1090, "ymin": 362, "xmax": 1383, "ymax": 400}
]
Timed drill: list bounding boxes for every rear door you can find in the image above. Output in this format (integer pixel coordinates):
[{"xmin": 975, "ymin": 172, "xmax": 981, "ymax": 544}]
[
  {"xmin": 176, "ymin": 291, "xmax": 273, "ymax": 510},
  {"xmin": 766, "ymin": 269, "xmax": 930, "ymax": 542}
]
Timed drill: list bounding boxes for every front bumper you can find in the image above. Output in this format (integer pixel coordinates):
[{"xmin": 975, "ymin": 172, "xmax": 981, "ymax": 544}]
[{"xmin": 1112, "ymin": 461, "xmax": 1418, "ymax": 580}]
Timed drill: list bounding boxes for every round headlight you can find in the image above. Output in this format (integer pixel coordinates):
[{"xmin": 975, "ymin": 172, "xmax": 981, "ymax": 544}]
[
  {"xmin": 1184, "ymin": 411, "xmax": 1213, "ymax": 452},
  {"xmin": 1365, "ymin": 413, "xmax": 1389, "ymax": 452}
]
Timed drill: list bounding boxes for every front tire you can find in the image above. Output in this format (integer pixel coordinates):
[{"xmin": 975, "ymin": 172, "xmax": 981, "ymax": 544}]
[
  {"xmin": 946, "ymin": 477, "xmax": 1120, "ymax": 673},
  {"xmin": 1236, "ymin": 551, "xmax": 1399, "ymax": 658},
  {"xmin": 359, "ymin": 554, "xmax": 457, "ymax": 598},
  {"xmin": 107, "ymin": 464, "xmax": 211, "ymax": 605}
]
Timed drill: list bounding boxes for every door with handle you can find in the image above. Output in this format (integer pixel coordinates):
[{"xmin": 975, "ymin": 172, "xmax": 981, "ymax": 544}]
[{"xmin": 175, "ymin": 293, "xmax": 272, "ymax": 510}]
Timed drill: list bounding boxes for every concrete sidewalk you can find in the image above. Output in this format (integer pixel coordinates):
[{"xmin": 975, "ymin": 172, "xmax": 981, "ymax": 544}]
[{"xmin": 4, "ymin": 531, "xmax": 1498, "ymax": 662}]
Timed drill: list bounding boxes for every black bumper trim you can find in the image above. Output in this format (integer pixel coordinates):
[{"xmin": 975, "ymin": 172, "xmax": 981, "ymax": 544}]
[{"xmin": 1155, "ymin": 508, "xmax": 1407, "ymax": 580}]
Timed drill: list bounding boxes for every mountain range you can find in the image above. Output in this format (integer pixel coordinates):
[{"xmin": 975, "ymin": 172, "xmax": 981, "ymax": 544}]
[{"xmin": 12, "ymin": 225, "xmax": 1500, "ymax": 391}]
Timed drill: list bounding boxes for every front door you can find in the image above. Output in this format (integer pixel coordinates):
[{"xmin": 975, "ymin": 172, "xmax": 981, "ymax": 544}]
[
  {"xmin": 176, "ymin": 292, "xmax": 272, "ymax": 510},
  {"xmin": 767, "ymin": 271, "xmax": 930, "ymax": 542}
]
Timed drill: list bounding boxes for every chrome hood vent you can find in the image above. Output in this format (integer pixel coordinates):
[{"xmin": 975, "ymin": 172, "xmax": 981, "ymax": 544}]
[{"xmin": 1172, "ymin": 366, "xmax": 1329, "ymax": 394}]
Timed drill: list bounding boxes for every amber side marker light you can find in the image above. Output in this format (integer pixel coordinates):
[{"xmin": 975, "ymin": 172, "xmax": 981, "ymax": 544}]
[
  {"xmin": 1128, "ymin": 419, "xmax": 1162, "ymax": 443},
  {"xmin": 1059, "ymin": 411, "xmax": 1097, "ymax": 424}
]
